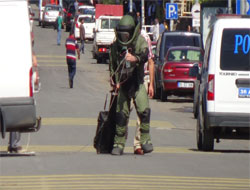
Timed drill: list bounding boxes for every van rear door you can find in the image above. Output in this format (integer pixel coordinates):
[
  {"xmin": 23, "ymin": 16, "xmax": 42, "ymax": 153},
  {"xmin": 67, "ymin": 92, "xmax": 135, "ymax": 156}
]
[
  {"xmin": 214, "ymin": 27, "xmax": 250, "ymax": 114},
  {"xmin": 0, "ymin": 0, "xmax": 32, "ymax": 98}
]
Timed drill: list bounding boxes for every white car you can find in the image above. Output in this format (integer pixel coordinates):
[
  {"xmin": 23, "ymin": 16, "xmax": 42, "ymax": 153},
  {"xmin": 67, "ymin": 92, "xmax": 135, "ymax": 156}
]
[
  {"xmin": 190, "ymin": 16, "xmax": 250, "ymax": 151},
  {"xmin": 74, "ymin": 14, "xmax": 95, "ymax": 40},
  {"xmin": 78, "ymin": 5, "xmax": 95, "ymax": 17},
  {"xmin": 42, "ymin": 4, "xmax": 63, "ymax": 28}
]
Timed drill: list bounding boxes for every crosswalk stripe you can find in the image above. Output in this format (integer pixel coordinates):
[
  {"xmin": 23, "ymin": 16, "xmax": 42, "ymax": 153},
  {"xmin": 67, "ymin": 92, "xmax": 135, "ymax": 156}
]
[
  {"xmin": 41, "ymin": 117, "xmax": 176, "ymax": 129},
  {"xmin": 0, "ymin": 145, "xmax": 219, "ymax": 154},
  {"xmin": 0, "ymin": 174, "xmax": 249, "ymax": 190}
]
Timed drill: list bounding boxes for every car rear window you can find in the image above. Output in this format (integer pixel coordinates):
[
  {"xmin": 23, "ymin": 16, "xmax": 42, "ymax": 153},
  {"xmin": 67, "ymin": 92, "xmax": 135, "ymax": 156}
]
[
  {"xmin": 101, "ymin": 19, "xmax": 120, "ymax": 29},
  {"xmin": 79, "ymin": 8, "xmax": 95, "ymax": 15},
  {"xmin": 221, "ymin": 29, "xmax": 250, "ymax": 71},
  {"xmin": 164, "ymin": 35, "xmax": 200, "ymax": 57},
  {"xmin": 167, "ymin": 49, "xmax": 202, "ymax": 62},
  {"xmin": 79, "ymin": 17, "xmax": 94, "ymax": 23}
]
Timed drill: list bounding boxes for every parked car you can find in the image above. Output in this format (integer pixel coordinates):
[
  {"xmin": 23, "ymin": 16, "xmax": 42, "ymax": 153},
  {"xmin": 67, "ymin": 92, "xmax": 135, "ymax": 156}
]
[
  {"xmin": 158, "ymin": 46, "xmax": 203, "ymax": 101},
  {"xmin": 154, "ymin": 31, "xmax": 202, "ymax": 99},
  {"xmin": 92, "ymin": 15, "xmax": 122, "ymax": 63},
  {"xmin": 74, "ymin": 14, "xmax": 95, "ymax": 40},
  {"xmin": 0, "ymin": 0, "xmax": 41, "ymax": 138},
  {"xmin": 189, "ymin": 16, "xmax": 250, "ymax": 151},
  {"xmin": 42, "ymin": 4, "xmax": 63, "ymax": 28},
  {"xmin": 78, "ymin": 5, "xmax": 95, "ymax": 17},
  {"xmin": 28, "ymin": 5, "xmax": 35, "ymax": 29}
]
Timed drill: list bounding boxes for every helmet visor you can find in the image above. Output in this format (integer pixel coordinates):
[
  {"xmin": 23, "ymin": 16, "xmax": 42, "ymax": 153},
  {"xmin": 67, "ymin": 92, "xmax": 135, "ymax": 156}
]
[{"xmin": 117, "ymin": 31, "xmax": 130, "ymax": 43}]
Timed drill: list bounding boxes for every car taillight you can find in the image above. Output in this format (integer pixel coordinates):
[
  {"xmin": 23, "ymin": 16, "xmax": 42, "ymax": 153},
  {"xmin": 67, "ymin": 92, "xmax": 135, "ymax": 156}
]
[
  {"xmin": 98, "ymin": 48, "xmax": 107, "ymax": 52},
  {"xmin": 207, "ymin": 74, "xmax": 214, "ymax": 101},
  {"xmin": 45, "ymin": 12, "xmax": 49, "ymax": 16},
  {"xmin": 29, "ymin": 68, "xmax": 33, "ymax": 97},
  {"xmin": 76, "ymin": 23, "xmax": 79, "ymax": 28}
]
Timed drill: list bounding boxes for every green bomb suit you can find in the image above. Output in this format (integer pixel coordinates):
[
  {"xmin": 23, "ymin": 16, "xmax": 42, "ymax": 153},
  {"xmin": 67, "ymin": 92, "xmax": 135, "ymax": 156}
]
[{"xmin": 109, "ymin": 15, "xmax": 153, "ymax": 155}]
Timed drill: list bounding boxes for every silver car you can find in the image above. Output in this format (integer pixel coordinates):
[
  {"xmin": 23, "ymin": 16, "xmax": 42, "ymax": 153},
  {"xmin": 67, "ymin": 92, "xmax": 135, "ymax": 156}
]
[{"xmin": 42, "ymin": 4, "xmax": 63, "ymax": 28}]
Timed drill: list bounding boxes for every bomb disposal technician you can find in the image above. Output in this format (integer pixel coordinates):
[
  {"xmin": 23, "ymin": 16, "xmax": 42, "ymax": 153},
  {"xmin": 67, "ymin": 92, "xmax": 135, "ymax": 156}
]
[{"xmin": 109, "ymin": 15, "xmax": 153, "ymax": 155}]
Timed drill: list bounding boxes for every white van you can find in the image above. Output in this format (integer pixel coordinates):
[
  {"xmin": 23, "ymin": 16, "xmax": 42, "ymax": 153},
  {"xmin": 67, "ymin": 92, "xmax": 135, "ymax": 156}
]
[
  {"xmin": 190, "ymin": 16, "xmax": 250, "ymax": 151},
  {"xmin": 0, "ymin": 0, "xmax": 41, "ymax": 138}
]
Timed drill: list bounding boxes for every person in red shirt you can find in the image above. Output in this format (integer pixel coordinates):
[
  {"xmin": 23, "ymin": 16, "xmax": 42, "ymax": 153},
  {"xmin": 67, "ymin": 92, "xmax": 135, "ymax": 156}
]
[{"xmin": 65, "ymin": 32, "xmax": 80, "ymax": 88}]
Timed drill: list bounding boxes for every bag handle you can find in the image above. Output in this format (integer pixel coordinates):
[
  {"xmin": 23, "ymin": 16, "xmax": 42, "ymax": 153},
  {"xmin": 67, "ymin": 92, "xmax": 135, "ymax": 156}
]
[{"xmin": 104, "ymin": 94, "xmax": 108, "ymax": 110}]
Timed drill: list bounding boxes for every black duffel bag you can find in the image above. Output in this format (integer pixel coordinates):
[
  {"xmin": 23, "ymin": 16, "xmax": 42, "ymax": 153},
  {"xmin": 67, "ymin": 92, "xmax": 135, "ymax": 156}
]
[{"xmin": 94, "ymin": 93, "xmax": 117, "ymax": 154}]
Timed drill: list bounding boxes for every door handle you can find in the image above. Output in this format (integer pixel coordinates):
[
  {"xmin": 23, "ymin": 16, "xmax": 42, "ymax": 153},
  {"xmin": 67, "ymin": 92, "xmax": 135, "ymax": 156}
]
[{"xmin": 235, "ymin": 78, "xmax": 250, "ymax": 87}]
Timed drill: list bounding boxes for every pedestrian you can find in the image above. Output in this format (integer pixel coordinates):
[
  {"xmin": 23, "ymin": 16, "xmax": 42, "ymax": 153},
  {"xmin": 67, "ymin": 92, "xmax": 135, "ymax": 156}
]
[
  {"xmin": 74, "ymin": 0, "xmax": 79, "ymax": 12},
  {"xmin": 152, "ymin": 18, "xmax": 159, "ymax": 42},
  {"xmin": 79, "ymin": 18, "xmax": 85, "ymax": 54},
  {"xmin": 8, "ymin": 132, "xmax": 22, "ymax": 153},
  {"xmin": 136, "ymin": 11, "xmax": 141, "ymax": 24},
  {"xmin": 56, "ymin": 11, "xmax": 64, "ymax": 45},
  {"xmin": 133, "ymin": 29, "xmax": 155, "ymax": 155},
  {"xmin": 109, "ymin": 15, "xmax": 153, "ymax": 155},
  {"xmin": 187, "ymin": 25, "xmax": 192, "ymax": 32},
  {"xmin": 65, "ymin": 31, "xmax": 80, "ymax": 88}
]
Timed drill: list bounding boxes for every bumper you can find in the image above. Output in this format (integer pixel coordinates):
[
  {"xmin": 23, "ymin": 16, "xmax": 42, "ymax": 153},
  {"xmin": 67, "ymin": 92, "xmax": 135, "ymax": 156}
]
[
  {"xmin": 0, "ymin": 97, "xmax": 41, "ymax": 137},
  {"xmin": 43, "ymin": 17, "xmax": 56, "ymax": 23},
  {"xmin": 162, "ymin": 79, "xmax": 195, "ymax": 94},
  {"xmin": 207, "ymin": 112, "xmax": 250, "ymax": 128}
]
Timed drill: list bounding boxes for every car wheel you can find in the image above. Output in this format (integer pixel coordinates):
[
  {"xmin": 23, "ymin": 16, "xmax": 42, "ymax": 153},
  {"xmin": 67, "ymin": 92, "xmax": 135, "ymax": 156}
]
[
  {"xmin": 193, "ymin": 81, "xmax": 199, "ymax": 118},
  {"xmin": 197, "ymin": 106, "xmax": 214, "ymax": 151},
  {"xmin": 160, "ymin": 87, "xmax": 167, "ymax": 102},
  {"xmin": 42, "ymin": 22, "xmax": 45, "ymax": 28},
  {"xmin": 39, "ymin": 21, "xmax": 41, "ymax": 26},
  {"xmin": 97, "ymin": 57, "xmax": 102, "ymax": 64},
  {"xmin": 153, "ymin": 78, "xmax": 160, "ymax": 99}
]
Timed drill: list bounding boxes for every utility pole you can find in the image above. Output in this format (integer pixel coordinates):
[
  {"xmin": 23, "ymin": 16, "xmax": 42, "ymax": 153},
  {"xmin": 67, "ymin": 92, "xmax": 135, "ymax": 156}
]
[
  {"xmin": 228, "ymin": 0, "xmax": 232, "ymax": 13},
  {"xmin": 141, "ymin": 0, "xmax": 145, "ymax": 25},
  {"xmin": 170, "ymin": 0, "xmax": 174, "ymax": 31},
  {"xmin": 129, "ymin": 0, "xmax": 132, "ymax": 12}
]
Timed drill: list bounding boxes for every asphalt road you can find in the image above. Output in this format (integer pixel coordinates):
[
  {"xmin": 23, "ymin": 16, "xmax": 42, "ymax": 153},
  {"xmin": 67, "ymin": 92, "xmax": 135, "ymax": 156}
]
[{"xmin": 0, "ymin": 5, "xmax": 249, "ymax": 190}]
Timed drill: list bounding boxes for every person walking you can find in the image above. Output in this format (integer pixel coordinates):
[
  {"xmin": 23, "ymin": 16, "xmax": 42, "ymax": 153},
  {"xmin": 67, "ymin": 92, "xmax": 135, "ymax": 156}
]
[
  {"xmin": 133, "ymin": 29, "xmax": 155, "ymax": 155},
  {"xmin": 65, "ymin": 31, "xmax": 80, "ymax": 88},
  {"xmin": 109, "ymin": 15, "xmax": 153, "ymax": 155},
  {"xmin": 152, "ymin": 18, "xmax": 159, "ymax": 42},
  {"xmin": 56, "ymin": 11, "xmax": 64, "ymax": 45},
  {"xmin": 79, "ymin": 18, "xmax": 85, "ymax": 54},
  {"xmin": 74, "ymin": 0, "xmax": 79, "ymax": 12}
]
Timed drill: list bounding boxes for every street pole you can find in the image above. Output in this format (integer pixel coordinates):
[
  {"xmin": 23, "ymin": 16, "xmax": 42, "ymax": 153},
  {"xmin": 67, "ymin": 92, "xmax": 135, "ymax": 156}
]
[
  {"xmin": 141, "ymin": 0, "xmax": 145, "ymax": 25},
  {"xmin": 129, "ymin": 0, "xmax": 132, "ymax": 12},
  {"xmin": 228, "ymin": 0, "xmax": 232, "ymax": 14},
  {"xmin": 170, "ymin": 0, "xmax": 174, "ymax": 31}
]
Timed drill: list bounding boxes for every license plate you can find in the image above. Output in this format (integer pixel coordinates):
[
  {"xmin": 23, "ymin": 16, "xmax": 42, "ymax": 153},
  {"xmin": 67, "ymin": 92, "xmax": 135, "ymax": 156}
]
[
  {"xmin": 177, "ymin": 82, "xmax": 193, "ymax": 88},
  {"xmin": 239, "ymin": 88, "xmax": 250, "ymax": 98}
]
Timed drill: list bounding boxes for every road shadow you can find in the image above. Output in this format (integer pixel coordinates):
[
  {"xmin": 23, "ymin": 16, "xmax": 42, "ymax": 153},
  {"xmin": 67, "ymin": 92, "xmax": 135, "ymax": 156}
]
[
  {"xmin": 171, "ymin": 106, "xmax": 193, "ymax": 113},
  {"xmin": 190, "ymin": 149, "xmax": 250, "ymax": 154}
]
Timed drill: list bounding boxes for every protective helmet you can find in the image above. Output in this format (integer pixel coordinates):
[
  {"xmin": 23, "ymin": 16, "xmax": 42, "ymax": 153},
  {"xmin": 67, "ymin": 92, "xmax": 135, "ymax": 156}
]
[{"xmin": 116, "ymin": 15, "xmax": 140, "ymax": 46}]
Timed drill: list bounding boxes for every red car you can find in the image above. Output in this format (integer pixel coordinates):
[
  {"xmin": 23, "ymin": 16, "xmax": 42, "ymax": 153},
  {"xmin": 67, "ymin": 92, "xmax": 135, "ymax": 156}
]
[{"xmin": 159, "ymin": 46, "xmax": 203, "ymax": 101}]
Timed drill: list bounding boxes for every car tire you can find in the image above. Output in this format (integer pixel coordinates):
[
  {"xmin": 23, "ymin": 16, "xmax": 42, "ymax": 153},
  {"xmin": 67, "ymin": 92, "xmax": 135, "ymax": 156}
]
[
  {"xmin": 153, "ymin": 78, "xmax": 160, "ymax": 99},
  {"xmin": 193, "ymin": 81, "xmax": 199, "ymax": 118},
  {"xmin": 197, "ymin": 106, "xmax": 214, "ymax": 151},
  {"xmin": 42, "ymin": 22, "xmax": 45, "ymax": 28},
  {"xmin": 97, "ymin": 57, "xmax": 102, "ymax": 64},
  {"xmin": 39, "ymin": 21, "xmax": 41, "ymax": 26},
  {"xmin": 160, "ymin": 87, "xmax": 167, "ymax": 102}
]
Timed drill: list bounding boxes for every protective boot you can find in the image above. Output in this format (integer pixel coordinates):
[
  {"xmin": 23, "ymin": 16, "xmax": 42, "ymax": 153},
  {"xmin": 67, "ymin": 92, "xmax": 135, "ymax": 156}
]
[
  {"xmin": 111, "ymin": 144, "xmax": 124, "ymax": 155},
  {"xmin": 140, "ymin": 133, "xmax": 153, "ymax": 153}
]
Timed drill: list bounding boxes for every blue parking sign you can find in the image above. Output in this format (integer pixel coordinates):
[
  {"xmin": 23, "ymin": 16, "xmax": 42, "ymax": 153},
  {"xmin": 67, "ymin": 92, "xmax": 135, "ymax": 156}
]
[{"xmin": 166, "ymin": 3, "xmax": 178, "ymax": 19}]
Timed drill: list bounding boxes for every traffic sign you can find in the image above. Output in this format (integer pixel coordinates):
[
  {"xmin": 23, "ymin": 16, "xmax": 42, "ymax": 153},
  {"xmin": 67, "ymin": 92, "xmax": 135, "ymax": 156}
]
[{"xmin": 166, "ymin": 3, "xmax": 178, "ymax": 20}]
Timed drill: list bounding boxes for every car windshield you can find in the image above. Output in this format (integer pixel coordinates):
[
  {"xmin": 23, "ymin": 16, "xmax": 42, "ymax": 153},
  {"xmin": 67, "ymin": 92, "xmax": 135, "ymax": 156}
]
[
  {"xmin": 101, "ymin": 19, "xmax": 120, "ymax": 29},
  {"xmin": 167, "ymin": 49, "xmax": 202, "ymax": 62},
  {"xmin": 221, "ymin": 29, "xmax": 250, "ymax": 71},
  {"xmin": 79, "ymin": 8, "xmax": 95, "ymax": 15},
  {"xmin": 46, "ymin": 6, "xmax": 61, "ymax": 11},
  {"xmin": 79, "ymin": 17, "xmax": 94, "ymax": 23},
  {"xmin": 164, "ymin": 35, "xmax": 200, "ymax": 57}
]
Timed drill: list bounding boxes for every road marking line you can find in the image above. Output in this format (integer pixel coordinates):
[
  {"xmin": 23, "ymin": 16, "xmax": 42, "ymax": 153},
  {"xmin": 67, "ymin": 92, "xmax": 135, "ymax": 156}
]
[
  {"xmin": 41, "ymin": 117, "xmax": 176, "ymax": 129},
  {"xmin": 37, "ymin": 55, "xmax": 65, "ymax": 58},
  {"xmin": 0, "ymin": 146, "xmax": 218, "ymax": 154}
]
